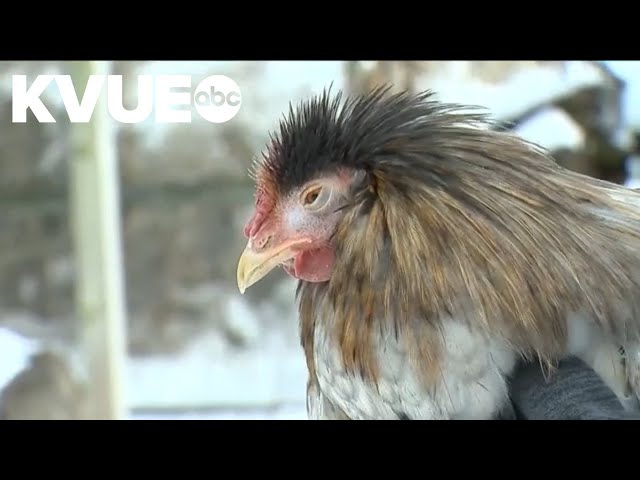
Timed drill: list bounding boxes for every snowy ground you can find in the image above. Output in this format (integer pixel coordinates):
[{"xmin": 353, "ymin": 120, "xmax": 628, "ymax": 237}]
[
  {"xmin": 0, "ymin": 328, "xmax": 39, "ymax": 388},
  {"xmin": 126, "ymin": 329, "xmax": 307, "ymax": 411},
  {"xmin": 0, "ymin": 323, "xmax": 309, "ymax": 419},
  {"xmin": 0, "ymin": 278, "xmax": 310, "ymax": 419},
  {"xmin": 131, "ymin": 406, "xmax": 306, "ymax": 420}
]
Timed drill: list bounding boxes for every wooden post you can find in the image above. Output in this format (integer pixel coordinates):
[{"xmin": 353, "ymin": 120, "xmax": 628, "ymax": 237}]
[{"xmin": 68, "ymin": 61, "xmax": 128, "ymax": 419}]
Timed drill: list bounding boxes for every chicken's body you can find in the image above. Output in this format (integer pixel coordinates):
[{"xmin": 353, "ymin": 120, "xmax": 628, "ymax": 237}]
[
  {"xmin": 306, "ymin": 301, "xmax": 635, "ymax": 419},
  {"xmin": 307, "ymin": 306, "xmax": 519, "ymax": 419},
  {"xmin": 237, "ymin": 87, "xmax": 640, "ymax": 419}
]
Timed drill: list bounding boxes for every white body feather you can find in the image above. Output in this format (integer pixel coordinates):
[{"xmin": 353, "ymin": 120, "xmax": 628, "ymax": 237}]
[{"xmin": 307, "ymin": 307, "xmax": 638, "ymax": 420}]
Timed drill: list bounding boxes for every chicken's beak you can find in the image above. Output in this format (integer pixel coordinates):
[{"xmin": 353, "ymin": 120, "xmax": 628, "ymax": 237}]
[{"xmin": 236, "ymin": 238, "xmax": 310, "ymax": 294}]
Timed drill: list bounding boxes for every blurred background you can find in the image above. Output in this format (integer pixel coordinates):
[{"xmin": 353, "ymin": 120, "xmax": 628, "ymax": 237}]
[{"xmin": 0, "ymin": 60, "xmax": 638, "ymax": 420}]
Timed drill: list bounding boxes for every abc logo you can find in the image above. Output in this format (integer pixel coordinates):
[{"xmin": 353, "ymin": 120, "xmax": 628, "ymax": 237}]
[{"xmin": 193, "ymin": 75, "xmax": 242, "ymax": 123}]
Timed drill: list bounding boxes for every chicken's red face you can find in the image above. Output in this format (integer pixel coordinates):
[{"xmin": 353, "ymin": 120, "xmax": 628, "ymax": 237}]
[{"xmin": 237, "ymin": 168, "xmax": 362, "ymax": 293}]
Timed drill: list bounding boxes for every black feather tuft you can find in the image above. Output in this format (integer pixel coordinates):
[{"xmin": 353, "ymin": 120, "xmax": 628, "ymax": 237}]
[{"xmin": 258, "ymin": 85, "xmax": 495, "ymax": 195}]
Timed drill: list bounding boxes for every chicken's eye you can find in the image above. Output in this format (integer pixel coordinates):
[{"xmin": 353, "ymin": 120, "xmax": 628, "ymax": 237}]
[
  {"xmin": 301, "ymin": 185, "xmax": 331, "ymax": 210},
  {"xmin": 304, "ymin": 189, "xmax": 319, "ymax": 205}
]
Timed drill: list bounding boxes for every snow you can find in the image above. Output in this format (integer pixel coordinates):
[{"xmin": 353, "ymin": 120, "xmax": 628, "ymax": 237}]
[
  {"xmin": 0, "ymin": 327, "xmax": 39, "ymax": 388},
  {"xmin": 515, "ymin": 107, "xmax": 585, "ymax": 152},
  {"xmin": 122, "ymin": 286, "xmax": 307, "ymax": 413},
  {"xmin": 130, "ymin": 406, "xmax": 306, "ymax": 420},
  {"xmin": 0, "ymin": 292, "xmax": 309, "ymax": 419},
  {"xmin": 223, "ymin": 295, "xmax": 261, "ymax": 347},
  {"xmin": 603, "ymin": 61, "xmax": 640, "ymax": 187},
  {"xmin": 603, "ymin": 61, "xmax": 640, "ymax": 130},
  {"xmin": 624, "ymin": 155, "xmax": 640, "ymax": 189},
  {"xmin": 125, "ymin": 327, "xmax": 307, "ymax": 411},
  {"xmin": 417, "ymin": 61, "xmax": 606, "ymax": 121},
  {"xmin": 0, "ymin": 320, "xmax": 308, "ymax": 419}
]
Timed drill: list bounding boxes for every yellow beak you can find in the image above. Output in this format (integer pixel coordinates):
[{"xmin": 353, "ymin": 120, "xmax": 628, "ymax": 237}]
[{"xmin": 236, "ymin": 238, "xmax": 310, "ymax": 294}]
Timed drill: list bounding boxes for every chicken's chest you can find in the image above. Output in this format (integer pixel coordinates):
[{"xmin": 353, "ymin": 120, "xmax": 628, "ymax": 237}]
[{"xmin": 309, "ymin": 314, "xmax": 517, "ymax": 420}]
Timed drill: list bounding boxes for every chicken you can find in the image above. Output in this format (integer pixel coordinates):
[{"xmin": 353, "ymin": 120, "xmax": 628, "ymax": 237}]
[{"xmin": 236, "ymin": 86, "xmax": 640, "ymax": 419}]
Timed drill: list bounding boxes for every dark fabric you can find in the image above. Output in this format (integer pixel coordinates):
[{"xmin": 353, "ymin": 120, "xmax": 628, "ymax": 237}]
[
  {"xmin": 508, "ymin": 357, "xmax": 640, "ymax": 420},
  {"xmin": 495, "ymin": 397, "xmax": 517, "ymax": 420}
]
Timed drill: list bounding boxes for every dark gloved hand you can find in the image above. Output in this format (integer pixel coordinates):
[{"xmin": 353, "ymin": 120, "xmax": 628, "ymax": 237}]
[{"xmin": 507, "ymin": 357, "xmax": 640, "ymax": 420}]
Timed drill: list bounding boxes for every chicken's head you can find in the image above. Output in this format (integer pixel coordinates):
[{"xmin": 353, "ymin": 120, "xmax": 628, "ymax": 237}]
[
  {"xmin": 236, "ymin": 85, "xmax": 467, "ymax": 294},
  {"xmin": 237, "ymin": 164, "xmax": 365, "ymax": 293},
  {"xmin": 235, "ymin": 87, "xmax": 389, "ymax": 293}
]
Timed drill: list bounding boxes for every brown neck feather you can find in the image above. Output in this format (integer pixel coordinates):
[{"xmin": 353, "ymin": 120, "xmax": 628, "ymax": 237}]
[{"xmin": 297, "ymin": 127, "xmax": 640, "ymax": 389}]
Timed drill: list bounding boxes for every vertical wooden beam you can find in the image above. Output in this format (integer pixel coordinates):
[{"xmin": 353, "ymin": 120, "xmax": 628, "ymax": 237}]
[{"xmin": 68, "ymin": 60, "xmax": 128, "ymax": 419}]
